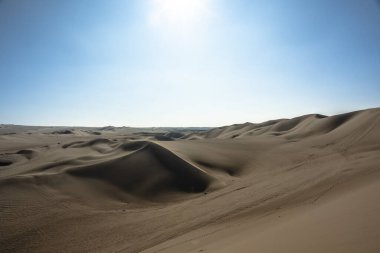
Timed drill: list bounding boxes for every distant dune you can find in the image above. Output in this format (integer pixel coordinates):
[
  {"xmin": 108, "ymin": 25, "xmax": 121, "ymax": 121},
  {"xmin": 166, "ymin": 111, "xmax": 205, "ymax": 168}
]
[{"xmin": 0, "ymin": 108, "xmax": 379, "ymax": 252}]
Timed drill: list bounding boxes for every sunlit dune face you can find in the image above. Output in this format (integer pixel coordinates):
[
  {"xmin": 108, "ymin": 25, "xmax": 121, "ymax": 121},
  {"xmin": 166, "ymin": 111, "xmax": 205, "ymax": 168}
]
[{"xmin": 149, "ymin": 0, "xmax": 210, "ymax": 32}]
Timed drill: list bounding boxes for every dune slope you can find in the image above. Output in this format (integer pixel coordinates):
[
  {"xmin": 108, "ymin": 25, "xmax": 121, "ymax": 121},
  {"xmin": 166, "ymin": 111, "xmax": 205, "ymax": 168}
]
[{"xmin": 0, "ymin": 108, "xmax": 379, "ymax": 252}]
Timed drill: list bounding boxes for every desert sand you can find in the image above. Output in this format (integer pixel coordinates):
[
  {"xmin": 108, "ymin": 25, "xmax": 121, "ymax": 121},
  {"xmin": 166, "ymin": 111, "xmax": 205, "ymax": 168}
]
[{"xmin": 0, "ymin": 108, "xmax": 379, "ymax": 252}]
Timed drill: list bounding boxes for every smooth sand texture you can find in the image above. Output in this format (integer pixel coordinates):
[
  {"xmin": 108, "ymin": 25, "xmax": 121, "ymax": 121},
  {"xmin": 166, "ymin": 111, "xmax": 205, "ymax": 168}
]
[
  {"xmin": 142, "ymin": 170, "xmax": 380, "ymax": 253},
  {"xmin": 0, "ymin": 108, "xmax": 379, "ymax": 252}
]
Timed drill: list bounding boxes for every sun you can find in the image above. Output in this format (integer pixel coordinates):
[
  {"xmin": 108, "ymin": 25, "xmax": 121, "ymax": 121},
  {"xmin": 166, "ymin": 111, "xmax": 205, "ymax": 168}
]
[{"xmin": 149, "ymin": 0, "xmax": 209, "ymax": 30}]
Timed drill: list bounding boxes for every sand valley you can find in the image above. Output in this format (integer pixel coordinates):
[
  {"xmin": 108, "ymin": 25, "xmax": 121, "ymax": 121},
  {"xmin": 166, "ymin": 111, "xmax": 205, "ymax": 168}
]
[{"xmin": 1, "ymin": 108, "xmax": 380, "ymax": 252}]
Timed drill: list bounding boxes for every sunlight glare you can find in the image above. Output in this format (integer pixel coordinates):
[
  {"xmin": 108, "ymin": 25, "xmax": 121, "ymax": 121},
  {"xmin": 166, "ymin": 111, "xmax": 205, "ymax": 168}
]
[{"xmin": 149, "ymin": 0, "xmax": 210, "ymax": 31}]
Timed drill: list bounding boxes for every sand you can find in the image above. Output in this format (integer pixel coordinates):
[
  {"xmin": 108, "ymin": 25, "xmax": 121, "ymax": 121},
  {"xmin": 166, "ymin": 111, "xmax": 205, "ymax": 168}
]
[{"xmin": 0, "ymin": 108, "xmax": 379, "ymax": 252}]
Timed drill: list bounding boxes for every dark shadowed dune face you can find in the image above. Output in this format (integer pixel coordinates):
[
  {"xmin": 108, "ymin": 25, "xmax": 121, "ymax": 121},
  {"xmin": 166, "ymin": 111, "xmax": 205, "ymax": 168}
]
[
  {"xmin": 16, "ymin": 150, "xmax": 37, "ymax": 160},
  {"xmin": 0, "ymin": 108, "xmax": 379, "ymax": 253},
  {"xmin": 195, "ymin": 160, "xmax": 237, "ymax": 176},
  {"xmin": 0, "ymin": 160, "xmax": 12, "ymax": 166},
  {"xmin": 119, "ymin": 141, "xmax": 148, "ymax": 151},
  {"xmin": 67, "ymin": 142, "xmax": 212, "ymax": 200},
  {"xmin": 0, "ymin": 149, "xmax": 38, "ymax": 168},
  {"xmin": 51, "ymin": 129, "xmax": 74, "ymax": 134}
]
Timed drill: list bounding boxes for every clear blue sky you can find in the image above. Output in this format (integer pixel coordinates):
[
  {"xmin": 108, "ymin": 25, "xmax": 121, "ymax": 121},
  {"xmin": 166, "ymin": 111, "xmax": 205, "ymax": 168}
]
[{"xmin": 1, "ymin": 0, "xmax": 379, "ymax": 126}]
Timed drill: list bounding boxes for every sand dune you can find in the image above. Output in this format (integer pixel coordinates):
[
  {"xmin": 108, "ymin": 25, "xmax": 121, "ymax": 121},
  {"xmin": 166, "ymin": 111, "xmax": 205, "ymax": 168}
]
[
  {"xmin": 67, "ymin": 141, "xmax": 213, "ymax": 200},
  {"xmin": 200, "ymin": 108, "xmax": 377, "ymax": 140},
  {"xmin": 0, "ymin": 108, "xmax": 379, "ymax": 252}
]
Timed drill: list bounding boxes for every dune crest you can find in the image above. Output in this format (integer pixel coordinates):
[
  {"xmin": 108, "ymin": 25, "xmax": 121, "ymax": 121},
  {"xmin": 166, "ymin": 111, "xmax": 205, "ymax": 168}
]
[
  {"xmin": 67, "ymin": 141, "xmax": 214, "ymax": 200},
  {"xmin": 199, "ymin": 108, "xmax": 377, "ymax": 140},
  {"xmin": 0, "ymin": 108, "xmax": 379, "ymax": 253}
]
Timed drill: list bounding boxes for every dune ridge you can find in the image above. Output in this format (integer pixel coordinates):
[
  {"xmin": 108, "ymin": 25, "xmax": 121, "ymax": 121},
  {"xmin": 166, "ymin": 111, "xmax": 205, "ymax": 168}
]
[
  {"xmin": 0, "ymin": 108, "xmax": 379, "ymax": 253},
  {"xmin": 200, "ymin": 108, "xmax": 376, "ymax": 140},
  {"xmin": 67, "ymin": 141, "xmax": 214, "ymax": 199}
]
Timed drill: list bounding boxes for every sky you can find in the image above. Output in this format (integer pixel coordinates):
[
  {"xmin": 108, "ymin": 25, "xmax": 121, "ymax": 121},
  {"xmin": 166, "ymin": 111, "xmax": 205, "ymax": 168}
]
[{"xmin": 0, "ymin": 0, "xmax": 379, "ymax": 127}]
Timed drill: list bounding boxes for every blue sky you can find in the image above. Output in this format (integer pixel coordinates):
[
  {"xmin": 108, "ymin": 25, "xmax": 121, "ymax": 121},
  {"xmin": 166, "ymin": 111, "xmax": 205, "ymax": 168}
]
[{"xmin": 1, "ymin": 0, "xmax": 379, "ymax": 126}]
